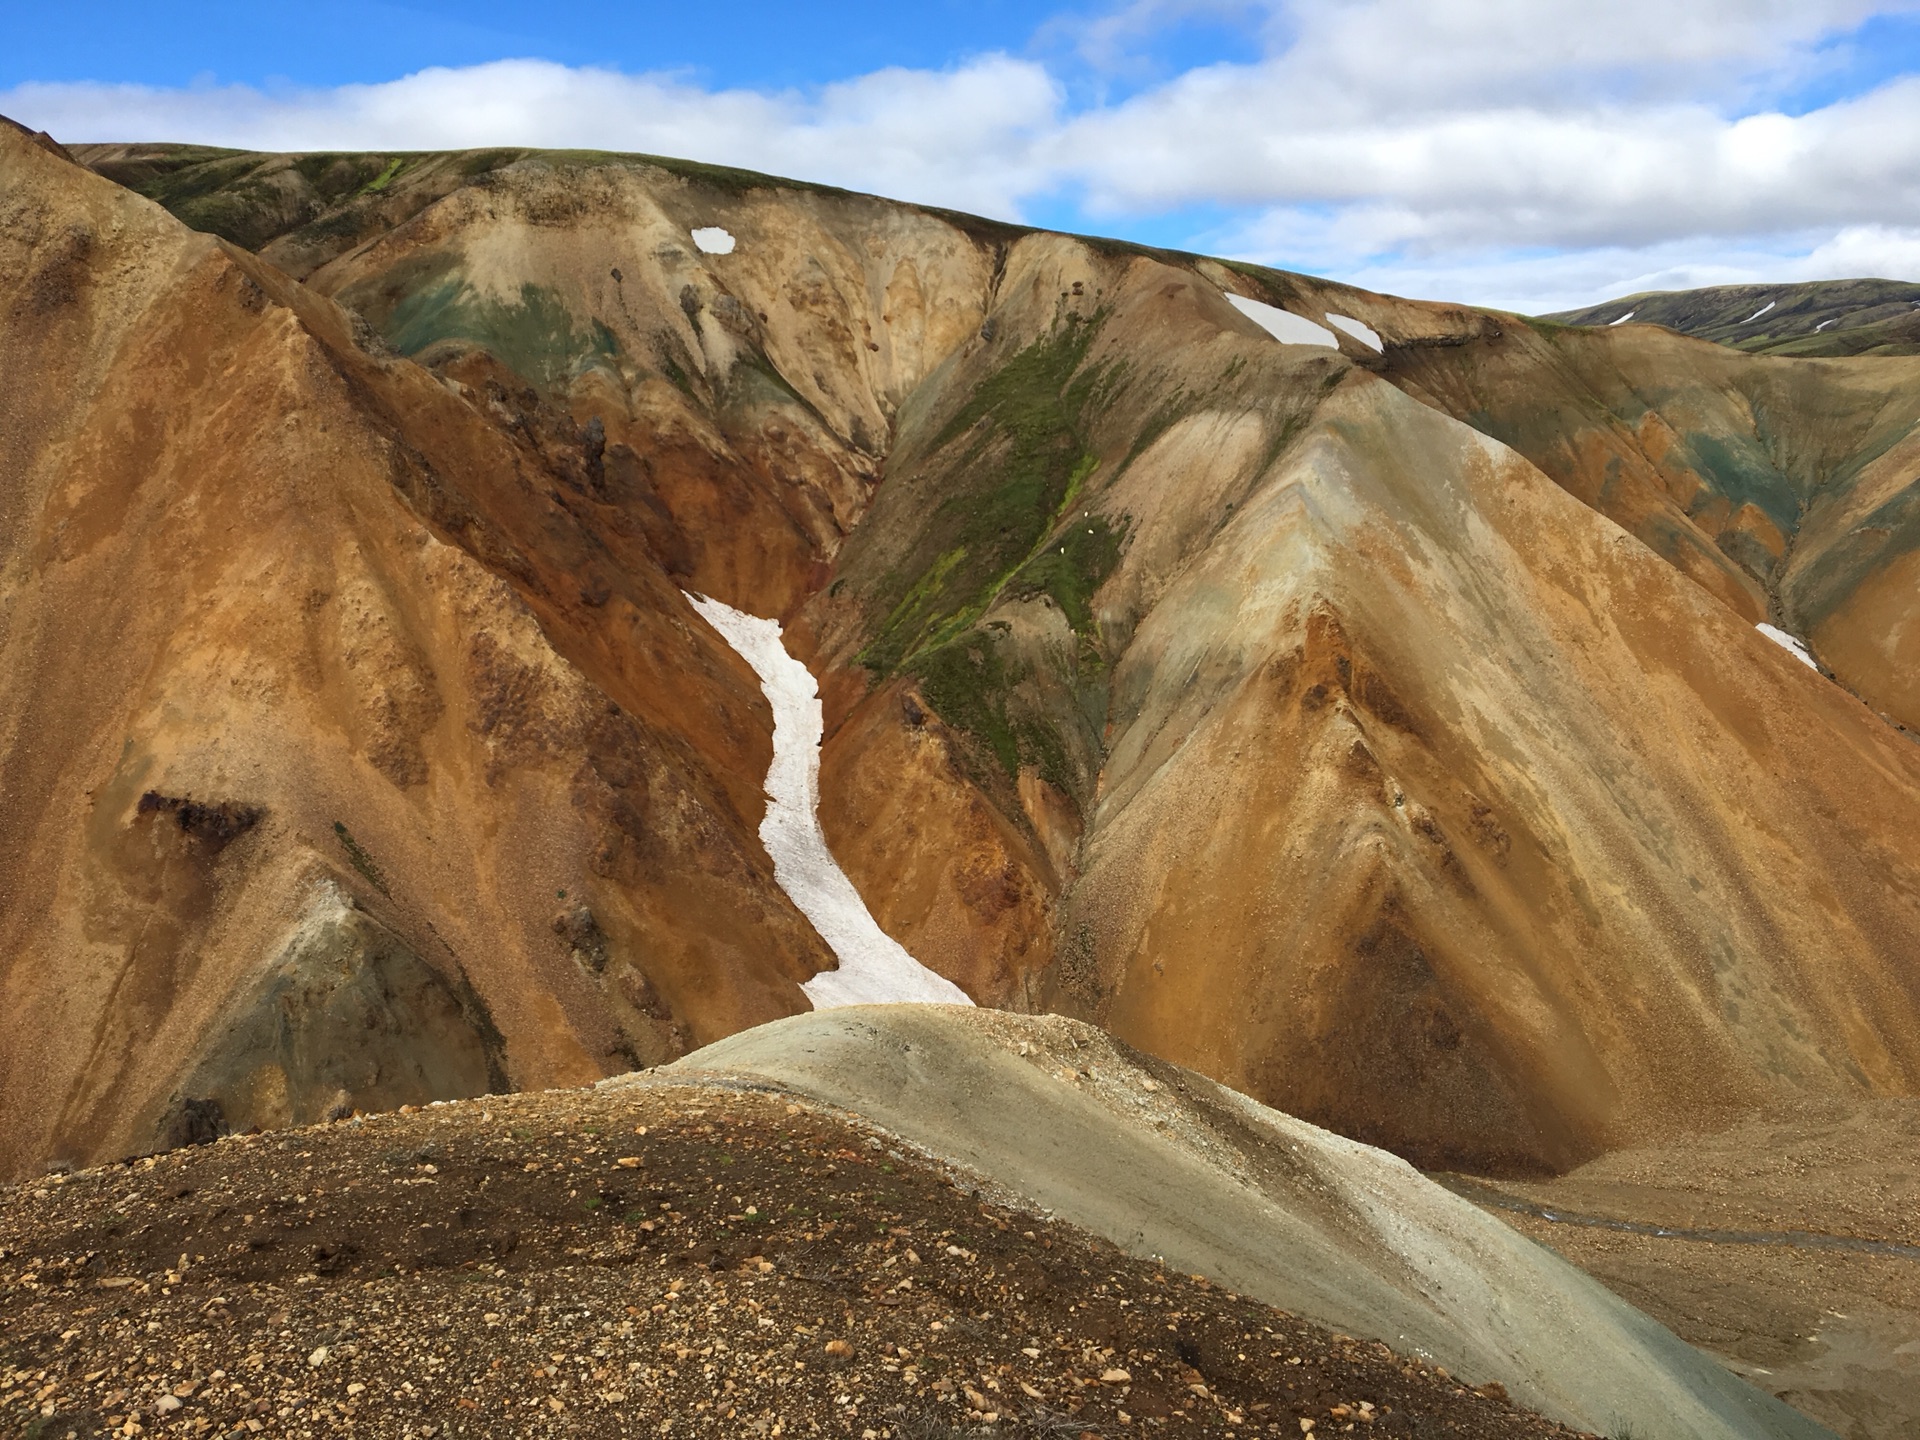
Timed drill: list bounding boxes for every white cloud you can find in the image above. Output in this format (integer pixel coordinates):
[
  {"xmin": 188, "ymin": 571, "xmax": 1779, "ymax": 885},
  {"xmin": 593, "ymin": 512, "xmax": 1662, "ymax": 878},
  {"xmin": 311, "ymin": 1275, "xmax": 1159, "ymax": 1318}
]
[
  {"xmin": 7, "ymin": 0, "xmax": 1920, "ymax": 311},
  {"xmin": 1802, "ymin": 224, "xmax": 1920, "ymax": 279},
  {"xmin": 2, "ymin": 56, "xmax": 1063, "ymax": 219}
]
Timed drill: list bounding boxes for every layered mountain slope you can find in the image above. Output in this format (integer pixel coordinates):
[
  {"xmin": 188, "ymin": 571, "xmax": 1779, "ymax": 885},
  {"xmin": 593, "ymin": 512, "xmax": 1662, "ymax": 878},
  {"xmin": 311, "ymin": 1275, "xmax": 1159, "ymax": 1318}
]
[
  {"xmin": 1381, "ymin": 319, "xmax": 1920, "ymax": 735},
  {"xmin": 0, "ymin": 123, "xmax": 869, "ymax": 1179},
  {"xmin": 16, "ymin": 129, "xmax": 1920, "ymax": 1189},
  {"xmin": 798, "ymin": 243, "xmax": 1920, "ymax": 1173},
  {"xmin": 1549, "ymin": 278, "xmax": 1920, "ymax": 357}
]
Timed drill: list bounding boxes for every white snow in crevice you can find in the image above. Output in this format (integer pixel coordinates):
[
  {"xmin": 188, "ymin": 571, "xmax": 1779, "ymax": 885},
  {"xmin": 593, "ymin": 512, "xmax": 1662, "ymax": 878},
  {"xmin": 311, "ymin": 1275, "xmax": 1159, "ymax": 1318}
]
[
  {"xmin": 1324, "ymin": 313, "xmax": 1383, "ymax": 351},
  {"xmin": 1740, "ymin": 300, "xmax": 1776, "ymax": 325},
  {"xmin": 1609, "ymin": 310, "xmax": 1637, "ymax": 326},
  {"xmin": 686, "ymin": 592, "xmax": 973, "ymax": 1010},
  {"xmin": 1815, "ymin": 318, "xmax": 1838, "ymax": 332},
  {"xmin": 1757, "ymin": 622, "xmax": 1819, "ymax": 671},
  {"xmin": 1224, "ymin": 292, "xmax": 1339, "ymax": 348},
  {"xmin": 691, "ymin": 226, "xmax": 736, "ymax": 255}
]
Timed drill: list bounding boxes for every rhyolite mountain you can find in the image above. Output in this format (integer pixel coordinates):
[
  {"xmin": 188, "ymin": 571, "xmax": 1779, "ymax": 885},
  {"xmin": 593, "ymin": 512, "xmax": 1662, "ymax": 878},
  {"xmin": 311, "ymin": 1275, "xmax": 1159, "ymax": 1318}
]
[{"xmin": 7, "ymin": 119, "xmax": 1920, "ymax": 1188}]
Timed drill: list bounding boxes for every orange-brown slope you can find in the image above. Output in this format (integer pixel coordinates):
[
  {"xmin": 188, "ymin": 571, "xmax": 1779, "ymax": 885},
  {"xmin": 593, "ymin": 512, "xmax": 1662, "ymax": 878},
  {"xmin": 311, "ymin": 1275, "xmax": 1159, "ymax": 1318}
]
[
  {"xmin": 807, "ymin": 237, "xmax": 1920, "ymax": 1174},
  {"xmin": 0, "ymin": 125, "xmax": 838, "ymax": 1180}
]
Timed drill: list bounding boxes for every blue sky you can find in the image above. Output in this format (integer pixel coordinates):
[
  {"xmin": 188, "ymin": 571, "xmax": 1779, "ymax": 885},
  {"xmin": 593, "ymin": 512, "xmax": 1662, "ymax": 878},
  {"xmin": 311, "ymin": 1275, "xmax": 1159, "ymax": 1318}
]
[
  {"xmin": 2, "ymin": 2, "xmax": 1260, "ymax": 99},
  {"xmin": 9, "ymin": 1, "xmax": 1920, "ymax": 312}
]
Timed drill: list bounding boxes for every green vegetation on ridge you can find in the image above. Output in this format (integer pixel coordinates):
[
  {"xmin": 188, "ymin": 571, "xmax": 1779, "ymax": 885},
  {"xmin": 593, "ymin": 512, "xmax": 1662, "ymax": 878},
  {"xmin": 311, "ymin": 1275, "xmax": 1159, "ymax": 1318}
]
[
  {"xmin": 856, "ymin": 312, "xmax": 1128, "ymax": 794},
  {"xmin": 860, "ymin": 312, "xmax": 1121, "ymax": 676}
]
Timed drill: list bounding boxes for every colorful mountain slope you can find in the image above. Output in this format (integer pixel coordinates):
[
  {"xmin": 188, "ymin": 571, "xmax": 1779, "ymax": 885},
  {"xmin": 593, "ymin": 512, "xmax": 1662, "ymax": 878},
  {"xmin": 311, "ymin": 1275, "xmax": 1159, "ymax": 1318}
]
[
  {"xmin": 1380, "ymin": 316, "xmax": 1920, "ymax": 736},
  {"xmin": 8, "ymin": 125, "xmax": 1920, "ymax": 1195},
  {"xmin": 0, "ymin": 123, "xmax": 848, "ymax": 1179}
]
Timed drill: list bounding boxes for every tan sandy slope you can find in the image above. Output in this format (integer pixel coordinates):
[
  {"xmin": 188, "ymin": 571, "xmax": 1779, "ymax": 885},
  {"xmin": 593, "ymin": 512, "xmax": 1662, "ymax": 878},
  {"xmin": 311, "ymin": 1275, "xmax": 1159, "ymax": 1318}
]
[{"xmin": 0, "ymin": 122, "xmax": 846, "ymax": 1179}]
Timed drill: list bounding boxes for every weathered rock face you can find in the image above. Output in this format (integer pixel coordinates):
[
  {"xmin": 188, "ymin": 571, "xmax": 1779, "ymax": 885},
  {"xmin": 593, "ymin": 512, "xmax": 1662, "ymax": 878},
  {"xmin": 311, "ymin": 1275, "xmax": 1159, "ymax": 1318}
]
[{"xmin": 8, "ymin": 123, "xmax": 1920, "ymax": 1180}]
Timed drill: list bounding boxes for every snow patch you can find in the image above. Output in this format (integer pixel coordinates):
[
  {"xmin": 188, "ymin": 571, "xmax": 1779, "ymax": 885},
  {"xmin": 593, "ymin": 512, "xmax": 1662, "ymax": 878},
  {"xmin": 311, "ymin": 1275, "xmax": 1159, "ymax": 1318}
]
[
  {"xmin": 1757, "ymin": 622, "xmax": 1819, "ymax": 671},
  {"xmin": 1609, "ymin": 310, "xmax": 1637, "ymax": 326},
  {"xmin": 685, "ymin": 593, "xmax": 973, "ymax": 1009},
  {"xmin": 691, "ymin": 226, "xmax": 736, "ymax": 255},
  {"xmin": 1739, "ymin": 300, "xmax": 1776, "ymax": 325},
  {"xmin": 1324, "ymin": 313, "xmax": 1383, "ymax": 351},
  {"xmin": 1814, "ymin": 318, "xmax": 1837, "ymax": 332},
  {"xmin": 1224, "ymin": 293, "xmax": 1338, "ymax": 348}
]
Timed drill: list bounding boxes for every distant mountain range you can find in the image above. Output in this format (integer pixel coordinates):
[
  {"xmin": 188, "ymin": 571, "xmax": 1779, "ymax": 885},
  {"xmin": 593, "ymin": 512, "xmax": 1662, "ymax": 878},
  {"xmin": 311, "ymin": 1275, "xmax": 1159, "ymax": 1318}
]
[{"xmin": 1547, "ymin": 277, "xmax": 1920, "ymax": 356}]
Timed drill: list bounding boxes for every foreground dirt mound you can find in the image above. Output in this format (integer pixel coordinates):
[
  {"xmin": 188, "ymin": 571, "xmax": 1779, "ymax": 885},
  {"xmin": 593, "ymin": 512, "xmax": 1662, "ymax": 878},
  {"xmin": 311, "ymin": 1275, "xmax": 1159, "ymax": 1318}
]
[
  {"xmin": 657, "ymin": 1007, "xmax": 1834, "ymax": 1440},
  {"xmin": 0, "ymin": 1085, "xmax": 1585, "ymax": 1440}
]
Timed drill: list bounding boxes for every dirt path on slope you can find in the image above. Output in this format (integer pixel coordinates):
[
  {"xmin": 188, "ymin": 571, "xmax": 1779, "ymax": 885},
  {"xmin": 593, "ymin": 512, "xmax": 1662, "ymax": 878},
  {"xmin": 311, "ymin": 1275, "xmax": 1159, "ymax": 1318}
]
[{"xmin": 1, "ymin": 1084, "xmax": 1580, "ymax": 1440}]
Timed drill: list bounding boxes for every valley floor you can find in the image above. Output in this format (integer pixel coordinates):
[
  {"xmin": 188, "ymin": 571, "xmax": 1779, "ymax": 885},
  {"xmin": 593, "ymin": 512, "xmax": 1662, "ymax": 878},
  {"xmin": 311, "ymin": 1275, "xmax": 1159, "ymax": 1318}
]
[
  {"xmin": 1445, "ymin": 1099, "xmax": 1920, "ymax": 1440},
  {"xmin": 1, "ymin": 1086, "xmax": 1578, "ymax": 1440}
]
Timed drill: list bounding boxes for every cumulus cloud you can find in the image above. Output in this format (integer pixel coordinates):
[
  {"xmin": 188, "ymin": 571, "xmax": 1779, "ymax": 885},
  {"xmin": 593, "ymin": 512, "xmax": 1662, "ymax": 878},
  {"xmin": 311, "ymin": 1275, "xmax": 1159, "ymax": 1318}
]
[
  {"xmin": 2, "ymin": 56, "xmax": 1063, "ymax": 218},
  {"xmin": 7, "ymin": 0, "xmax": 1920, "ymax": 309}
]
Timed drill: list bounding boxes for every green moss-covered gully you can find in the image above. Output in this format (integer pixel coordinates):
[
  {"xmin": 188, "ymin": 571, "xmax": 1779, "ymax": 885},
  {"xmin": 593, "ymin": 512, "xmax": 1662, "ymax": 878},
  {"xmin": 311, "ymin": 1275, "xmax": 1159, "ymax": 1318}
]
[{"xmin": 856, "ymin": 312, "xmax": 1128, "ymax": 794}]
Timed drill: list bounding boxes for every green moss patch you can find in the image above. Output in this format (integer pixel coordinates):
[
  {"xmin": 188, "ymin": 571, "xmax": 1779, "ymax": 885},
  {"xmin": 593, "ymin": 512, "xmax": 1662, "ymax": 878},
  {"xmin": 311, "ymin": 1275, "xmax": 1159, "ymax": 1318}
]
[
  {"xmin": 850, "ymin": 312, "xmax": 1138, "ymax": 795},
  {"xmin": 860, "ymin": 313, "xmax": 1118, "ymax": 677},
  {"xmin": 368, "ymin": 269, "xmax": 620, "ymax": 388}
]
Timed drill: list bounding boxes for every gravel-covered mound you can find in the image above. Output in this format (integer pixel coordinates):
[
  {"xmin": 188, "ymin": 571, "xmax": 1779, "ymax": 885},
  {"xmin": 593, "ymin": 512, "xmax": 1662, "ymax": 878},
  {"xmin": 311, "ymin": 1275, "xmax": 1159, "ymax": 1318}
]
[{"xmin": 1, "ymin": 1083, "xmax": 1579, "ymax": 1439}]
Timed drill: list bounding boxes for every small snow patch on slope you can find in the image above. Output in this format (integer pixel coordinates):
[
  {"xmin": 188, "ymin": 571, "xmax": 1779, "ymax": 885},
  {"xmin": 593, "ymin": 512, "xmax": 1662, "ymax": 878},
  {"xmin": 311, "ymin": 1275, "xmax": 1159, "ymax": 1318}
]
[
  {"xmin": 1324, "ymin": 313, "xmax": 1383, "ymax": 351},
  {"xmin": 685, "ymin": 593, "xmax": 972, "ymax": 1009},
  {"xmin": 1609, "ymin": 310, "xmax": 1637, "ymax": 326},
  {"xmin": 1757, "ymin": 622, "xmax": 1819, "ymax": 670},
  {"xmin": 1740, "ymin": 300, "xmax": 1776, "ymax": 325},
  {"xmin": 1224, "ymin": 293, "xmax": 1338, "ymax": 348},
  {"xmin": 691, "ymin": 226, "xmax": 736, "ymax": 255}
]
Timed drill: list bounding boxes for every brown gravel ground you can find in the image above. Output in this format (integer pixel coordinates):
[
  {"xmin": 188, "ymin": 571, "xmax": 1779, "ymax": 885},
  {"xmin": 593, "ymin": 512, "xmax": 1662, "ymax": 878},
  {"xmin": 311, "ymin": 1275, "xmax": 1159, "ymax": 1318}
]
[
  {"xmin": 1444, "ymin": 1098, "xmax": 1920, "ymax": 1440},
  {"xmin": 0, "ymin": 1084, "xmax": 1593, "ymax": 1440}
]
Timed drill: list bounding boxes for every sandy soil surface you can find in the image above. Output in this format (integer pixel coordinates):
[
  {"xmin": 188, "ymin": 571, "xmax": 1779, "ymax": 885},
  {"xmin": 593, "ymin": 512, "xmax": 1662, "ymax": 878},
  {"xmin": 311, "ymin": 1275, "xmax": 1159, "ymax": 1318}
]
[
  {"xmin": 0, "ymin": 1085, "xmax": 1577, "ymax": 1440},
  {"xmin": 1445, "ymin": 1099, "xmax": 1920, "ymax": 1440}
]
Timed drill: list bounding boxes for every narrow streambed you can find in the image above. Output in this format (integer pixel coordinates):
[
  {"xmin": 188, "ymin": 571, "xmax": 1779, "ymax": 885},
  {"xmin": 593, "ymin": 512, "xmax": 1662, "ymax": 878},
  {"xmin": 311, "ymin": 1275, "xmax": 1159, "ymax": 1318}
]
[{"xmin": 686, "ymin": 593, "xmax": 973, "ymax": 1010}]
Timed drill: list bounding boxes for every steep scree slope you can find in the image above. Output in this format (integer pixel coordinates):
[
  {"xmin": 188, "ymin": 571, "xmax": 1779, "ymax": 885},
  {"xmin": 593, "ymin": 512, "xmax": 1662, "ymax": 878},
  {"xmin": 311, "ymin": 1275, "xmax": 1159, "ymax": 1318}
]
[{"xmin": 0, "ymin": 125, "xmax": 854, "ymax": 1180}]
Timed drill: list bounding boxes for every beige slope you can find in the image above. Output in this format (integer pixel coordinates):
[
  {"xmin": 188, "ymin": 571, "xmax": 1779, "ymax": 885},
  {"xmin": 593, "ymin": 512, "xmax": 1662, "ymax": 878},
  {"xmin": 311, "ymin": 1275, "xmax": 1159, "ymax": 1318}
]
[
  {"xmin": 642, "ymin": 1005, "xmax": 1836, "ymax": 1440},
  {"xmin": 0, "ymin": 125, "xmax": 842, "ymax": 1179},
  {"xmin": 1379, "ymin": 317, "xmax": 1920, "ymax": 733}
]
